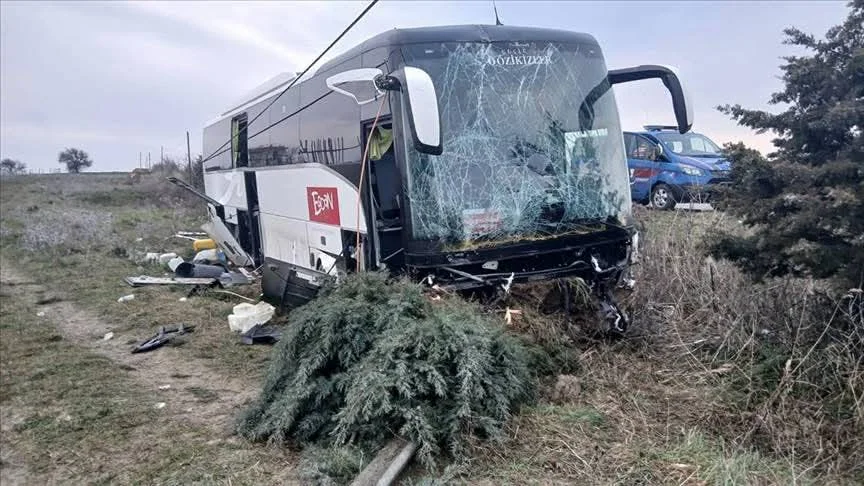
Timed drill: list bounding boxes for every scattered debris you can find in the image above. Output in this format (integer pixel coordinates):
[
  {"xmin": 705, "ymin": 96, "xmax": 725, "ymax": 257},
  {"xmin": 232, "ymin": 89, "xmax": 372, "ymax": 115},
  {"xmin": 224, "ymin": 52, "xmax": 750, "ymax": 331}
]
[
  {"xmin": 154, "ymin": 402, "xmax": 166, "ymax": 410},
  {"xmin": 167, "ymin": 256, "xmax": 184, "ymax": 272},
  {"xmin": 193, "ymin": 238, "xmax": 217, "ymax": 252},
  {"xmin": 201, "ymin": 220, "xmax": 253, "ymax": 267},
  {"xmin": 103, "ymin": 332, "xmax": 114, "ymax": 341},
  {"xmin": 124, "ymin": 276, "xmax": 217, "ymax": 287},
  {"xmin": 228, "ymin": 302, "xmax": 275, "ymax": 333},
  {"xmin": 218, "ymin": 271, "xmax": 250, "ymax": 287},
  {"xmin": 241, "ymin": 324, "xmax": 282, "ymax": 345},
  {"xmin": 503, "ymin": 307, "xmax": 522, "ymax": 325},
  {"xmin": 117, "ymin": 294, "xmax": 135, "ymax": 303},
  {"xmin": 131, "ymin": 324, "xmax": 195, "ymax": 354},
  {"xmin": 192, "ymin": 248, "xmax": 225, "ymax": 265},
  {"xmin": 157, "ymin": 252, "xmax": 178, "ymax": 265},
  {"xmin": 35, "ymin": 295, "xmax": 62, "ymax": 305},
  {"xmin": 213, "ymin": 289, "xmax": 257, "ymax": 303},
  {"xmin": 175, "ymin": 262, "xmax": 227, "ymax": 279}
]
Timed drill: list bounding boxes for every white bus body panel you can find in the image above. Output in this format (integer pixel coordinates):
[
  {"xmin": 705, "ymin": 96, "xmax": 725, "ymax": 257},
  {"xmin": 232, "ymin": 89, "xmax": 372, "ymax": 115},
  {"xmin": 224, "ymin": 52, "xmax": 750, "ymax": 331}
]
[
  {"xmin": 204, "ymin": 171, "xmax": 248, "ymax": 210},
  {"xmin": 250, "ymin": 164, "xmax": 368, "ymax": 272}
]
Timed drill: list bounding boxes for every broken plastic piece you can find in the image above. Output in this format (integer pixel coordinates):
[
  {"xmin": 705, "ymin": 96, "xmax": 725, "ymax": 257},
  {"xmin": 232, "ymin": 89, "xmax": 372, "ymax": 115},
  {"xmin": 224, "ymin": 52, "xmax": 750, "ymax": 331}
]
[
  {"xmin": 175, "ymin": 262, "xmax": 227, "ymax": 279},
  {"xmin": 117, "ymin": 294, "xmax": 135, "ymax": 303},
  {"xmin": 241, "ymin": 324, "xmax": 282, "ymax": 345},
  {"xmin": 228, "ymin": 302, "xmax": 275, "ymax": 333},
  {"xmin": 131, "ymin": 324, "xmax": 195, "ymax": 354}
]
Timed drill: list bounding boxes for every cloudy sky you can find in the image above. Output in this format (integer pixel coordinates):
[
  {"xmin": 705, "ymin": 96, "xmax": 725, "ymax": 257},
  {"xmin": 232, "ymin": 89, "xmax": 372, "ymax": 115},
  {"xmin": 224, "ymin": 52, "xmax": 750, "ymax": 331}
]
[{"xmin": 0, "ymin": 0, "xmax": 850, "ymax": 172}]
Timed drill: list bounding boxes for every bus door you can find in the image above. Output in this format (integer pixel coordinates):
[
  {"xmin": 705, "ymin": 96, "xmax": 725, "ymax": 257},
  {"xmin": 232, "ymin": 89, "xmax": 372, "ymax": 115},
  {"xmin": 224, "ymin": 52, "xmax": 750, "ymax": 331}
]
[{"xmin": 365, "ymin": 120, "xmax": 405, "ymax": 271}]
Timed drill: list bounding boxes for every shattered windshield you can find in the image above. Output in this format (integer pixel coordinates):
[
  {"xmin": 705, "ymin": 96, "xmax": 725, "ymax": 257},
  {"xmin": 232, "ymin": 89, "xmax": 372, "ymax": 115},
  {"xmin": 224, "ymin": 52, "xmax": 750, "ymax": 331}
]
[{"xmin": 400, "ymin": 41, "xmax": 629, "ymax": 248}]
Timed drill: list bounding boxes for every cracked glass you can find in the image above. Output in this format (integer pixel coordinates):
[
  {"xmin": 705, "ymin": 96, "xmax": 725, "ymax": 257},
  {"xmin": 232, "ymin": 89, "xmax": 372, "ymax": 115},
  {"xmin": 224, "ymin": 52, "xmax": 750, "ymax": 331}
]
[{"xmin": 400, "ymin": 41, "xmax": 630, "ymax": 249}]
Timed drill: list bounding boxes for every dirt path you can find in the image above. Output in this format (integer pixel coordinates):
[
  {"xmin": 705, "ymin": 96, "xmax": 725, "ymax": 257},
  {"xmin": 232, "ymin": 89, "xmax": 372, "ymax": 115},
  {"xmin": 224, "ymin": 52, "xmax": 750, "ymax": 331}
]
[{"xmin": 0, "ymin": 263, "xmax": 258, "ymax": 433}]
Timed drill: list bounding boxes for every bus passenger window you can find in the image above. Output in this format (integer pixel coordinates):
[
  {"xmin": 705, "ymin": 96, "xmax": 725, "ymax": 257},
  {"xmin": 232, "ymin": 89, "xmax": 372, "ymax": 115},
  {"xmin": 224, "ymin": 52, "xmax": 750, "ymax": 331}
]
[{"xmin": 231, "ymin": 113, "xmax": 249, "ymax": 168}]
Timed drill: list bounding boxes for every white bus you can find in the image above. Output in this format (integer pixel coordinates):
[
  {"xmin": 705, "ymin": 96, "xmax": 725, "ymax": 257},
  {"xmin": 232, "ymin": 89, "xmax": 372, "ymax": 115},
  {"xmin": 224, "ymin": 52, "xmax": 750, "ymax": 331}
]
[{"xmin": 197, "ymin": 24, "xmax": 693, "ymax": 332}]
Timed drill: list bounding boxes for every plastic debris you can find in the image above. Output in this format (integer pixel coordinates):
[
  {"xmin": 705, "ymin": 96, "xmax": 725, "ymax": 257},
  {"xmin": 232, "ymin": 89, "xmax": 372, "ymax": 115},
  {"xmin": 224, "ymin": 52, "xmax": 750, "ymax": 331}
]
[
  {"xmin": 193, "ymin": 238, "xmax": 217, "ymax": 252},
  {"xmin": 241, "ymin": 324, "xmax": 282, "ymax": 345},
  {"xmin": 167, "ymin": 256, "xmax": 185, "ymax": 272},
  {"xmin": 178, "ymin": 297, "xmax": 188, "ymax": 302},
  {"xmin": 36, "ymin": 311, "xmax": 45, "ymax": 317},
  {"xmin": 154, "ymin": 402, "xmax": 166, "ymax": 409},
  {"xmin": 117, "ymin": 294, "xmax": 135, "ymax": 303},
  {"xmin": 158, "ymin": 384, "xmax": 171, "ymax": 390},
  {"xmin": 158, "ymin": 253, "xmax": 178, "ymax": 264},
  {"xmin": 192, "ymin": 248, "xmax": 225, "ymax": 265},
  {"xmin": 131, "ymin": 324, "xmax": 195, "ymax": 354},
  {"xmin": 103, "ymin": 332, "xmax": 114, "ymax": 341},
  {"xmin": 125, "ymin": 276, "xmax": 217, "ymax": 287},
  {"xmin": 228, "ymin": 302, "xmax": 275, "ymax": 333}
]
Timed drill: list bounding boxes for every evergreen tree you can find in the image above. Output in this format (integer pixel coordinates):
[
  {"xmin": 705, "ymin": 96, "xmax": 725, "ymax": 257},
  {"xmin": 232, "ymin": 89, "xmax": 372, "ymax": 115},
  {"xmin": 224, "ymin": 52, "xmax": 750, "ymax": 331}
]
[{"xmin": 711, "ymin": 0, "xmax": 863, "ymax": 290}]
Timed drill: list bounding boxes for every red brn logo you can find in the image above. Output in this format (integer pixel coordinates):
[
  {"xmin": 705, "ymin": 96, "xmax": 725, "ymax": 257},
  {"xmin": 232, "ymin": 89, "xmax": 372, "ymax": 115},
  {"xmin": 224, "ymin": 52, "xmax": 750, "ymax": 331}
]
[{"xmin": 307, "ymin": 187, "xmax": 341, "ymax": 226}]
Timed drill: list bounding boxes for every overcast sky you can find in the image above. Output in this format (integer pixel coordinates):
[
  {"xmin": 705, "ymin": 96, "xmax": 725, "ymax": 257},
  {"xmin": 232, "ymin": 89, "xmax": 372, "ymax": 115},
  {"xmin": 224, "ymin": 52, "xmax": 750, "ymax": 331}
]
[{"xmin": 0, "ymin": 0, "xmax": 850, "ymax": 172}]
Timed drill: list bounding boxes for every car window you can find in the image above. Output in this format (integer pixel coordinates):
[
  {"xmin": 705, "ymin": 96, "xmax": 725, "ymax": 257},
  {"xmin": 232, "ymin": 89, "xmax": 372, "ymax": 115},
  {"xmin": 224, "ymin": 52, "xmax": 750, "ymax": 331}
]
[
  {"xmin": 628, "ymin": 136, "xmax": 656, "ymax": 160},
  {"xmin": 667, "ymin": 140, "xmax": 684, "ymax": 153},
  {"xmin": 623, "ymin": 133, "xmax": 634, "ymax": 155}
]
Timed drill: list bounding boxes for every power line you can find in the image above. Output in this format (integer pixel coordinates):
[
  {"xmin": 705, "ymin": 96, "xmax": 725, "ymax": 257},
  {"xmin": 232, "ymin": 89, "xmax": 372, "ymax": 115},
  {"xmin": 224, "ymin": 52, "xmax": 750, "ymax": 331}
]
[
  {"xmin": 201, "ymin": 0, "xmax": 380, "ymax": 165},
  {"xmin": 204, "ymin": 90, "xmax": 334, "ymax": 163}
]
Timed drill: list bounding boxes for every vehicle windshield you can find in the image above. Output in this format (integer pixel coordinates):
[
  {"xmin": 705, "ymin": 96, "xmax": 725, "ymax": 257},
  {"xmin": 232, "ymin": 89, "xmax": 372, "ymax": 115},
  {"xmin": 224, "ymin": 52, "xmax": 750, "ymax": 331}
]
[
  {"xmin": 400, "ymin": 41, "xmax": 630, "ymax": 248},
  {"xmin": 654, "ymin": 132, "xmax": 722, "ymax": 157}
]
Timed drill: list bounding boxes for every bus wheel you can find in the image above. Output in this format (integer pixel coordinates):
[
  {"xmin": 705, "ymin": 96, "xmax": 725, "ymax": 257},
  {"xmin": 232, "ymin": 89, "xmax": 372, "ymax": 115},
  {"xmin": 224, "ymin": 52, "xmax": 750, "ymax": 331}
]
[{"xmin": 651, "ymin": 183, "xmax": 676, "ymax": 210}]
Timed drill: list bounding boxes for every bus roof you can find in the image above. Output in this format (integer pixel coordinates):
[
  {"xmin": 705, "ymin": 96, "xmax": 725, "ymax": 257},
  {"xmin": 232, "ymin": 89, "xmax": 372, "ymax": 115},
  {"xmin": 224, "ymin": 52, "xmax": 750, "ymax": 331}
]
[
  {"xmin": 316, "ymin": 24, "xmax": 599, "ymax": 73},
  {"xmin": 209, "ymin": 24, "xmax": 600, "ymax": 125}
]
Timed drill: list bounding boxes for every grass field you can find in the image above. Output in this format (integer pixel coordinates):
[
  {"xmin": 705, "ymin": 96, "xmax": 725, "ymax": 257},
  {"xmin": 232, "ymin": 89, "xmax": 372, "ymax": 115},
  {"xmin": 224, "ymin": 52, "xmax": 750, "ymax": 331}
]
[{"xmin": 1, "ymin": 172, "xmax": 860, "ymax": 485}]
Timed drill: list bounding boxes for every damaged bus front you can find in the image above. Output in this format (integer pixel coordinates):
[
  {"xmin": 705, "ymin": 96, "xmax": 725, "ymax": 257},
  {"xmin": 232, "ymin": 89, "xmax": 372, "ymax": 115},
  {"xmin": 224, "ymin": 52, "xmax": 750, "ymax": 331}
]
[{"xmin": 326, "ymin": 27, "xmax": 692, "ymax": 330}]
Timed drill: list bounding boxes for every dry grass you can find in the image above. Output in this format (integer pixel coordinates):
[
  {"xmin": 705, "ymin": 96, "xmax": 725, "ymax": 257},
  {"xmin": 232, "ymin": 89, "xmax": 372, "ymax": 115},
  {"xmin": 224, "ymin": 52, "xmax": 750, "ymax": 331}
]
[
  {"xmin": 1, "ymin": 173, "xmax": 861, "ymax": 484},
  {"xmin": 419, "ymin": 206, "xmax": 863, "ymax": 485}
]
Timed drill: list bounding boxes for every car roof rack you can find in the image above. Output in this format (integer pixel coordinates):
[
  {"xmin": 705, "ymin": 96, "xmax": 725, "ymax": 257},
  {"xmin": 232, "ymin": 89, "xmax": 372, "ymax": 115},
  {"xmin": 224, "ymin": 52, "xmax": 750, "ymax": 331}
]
[{"xmin": 643, "ymin": 125, "xmax": 679, "ymax": 132}]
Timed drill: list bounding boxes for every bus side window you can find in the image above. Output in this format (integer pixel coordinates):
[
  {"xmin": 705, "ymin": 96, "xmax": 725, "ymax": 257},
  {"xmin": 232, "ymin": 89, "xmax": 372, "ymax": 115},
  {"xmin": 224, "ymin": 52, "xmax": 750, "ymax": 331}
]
[{"xmin": 231, "ymin": 113, "xmax": 249, "ymax": 168}]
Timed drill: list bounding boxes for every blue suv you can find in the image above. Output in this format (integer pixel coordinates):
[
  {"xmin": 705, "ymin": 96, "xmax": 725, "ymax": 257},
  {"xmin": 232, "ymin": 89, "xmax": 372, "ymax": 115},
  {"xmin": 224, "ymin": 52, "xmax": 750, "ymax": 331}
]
[{"xmin": 624, "ymin": 126, "xmax": 731, "ymax": 210}]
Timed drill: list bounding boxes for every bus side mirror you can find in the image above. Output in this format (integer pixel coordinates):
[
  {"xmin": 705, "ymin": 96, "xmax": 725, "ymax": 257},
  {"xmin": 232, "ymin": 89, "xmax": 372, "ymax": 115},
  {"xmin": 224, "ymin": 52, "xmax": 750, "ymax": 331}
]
[
  {"xmin": 326, "ymin": 67, "xmax": 443, "ymax": 156},
  {"xmin": 608, "ymin": 65, "xmax": 693, "ymax": 134},
  {"xmin": 325, "ymin": 68, "xmax": 385, "ymax": 105},
  {"xmin": 399, "ymin": 66, "xmax": 442, "ymax": 155}
]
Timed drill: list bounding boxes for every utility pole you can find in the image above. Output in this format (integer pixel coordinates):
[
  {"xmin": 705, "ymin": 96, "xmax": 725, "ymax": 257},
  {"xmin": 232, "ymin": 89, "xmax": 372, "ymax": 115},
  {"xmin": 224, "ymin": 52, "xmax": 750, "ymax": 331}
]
[
  {"xmin": 139, "ymin": 152, "xmax": 142, "ymax": 168},
  {"xmin": 186, "ymin": 131, "xmax": 192, "ymax": 183},
  {"xmin": 160, "ymin": 145, "xmax": 164, "ymax": 174},
  {"xmin": 147, "ymin": 152, "xmax": 151, "ymax": 169}
]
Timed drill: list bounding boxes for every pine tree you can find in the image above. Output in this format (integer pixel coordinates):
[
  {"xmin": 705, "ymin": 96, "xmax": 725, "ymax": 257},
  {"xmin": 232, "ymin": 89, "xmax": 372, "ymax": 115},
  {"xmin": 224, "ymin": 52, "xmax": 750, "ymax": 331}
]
[
  {"xmin": 711, "ymin": 1, "xmax": 863, "ymax": 290},
  {"xmin": 238, "ymin": 272, "xmax": 537, "ymax": 468}
]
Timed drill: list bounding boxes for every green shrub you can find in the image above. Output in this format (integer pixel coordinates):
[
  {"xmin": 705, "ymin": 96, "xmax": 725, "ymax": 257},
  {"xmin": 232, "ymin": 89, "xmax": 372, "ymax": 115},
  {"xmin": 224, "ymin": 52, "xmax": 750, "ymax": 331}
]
[{"xmin": 238, "ymin": 272, "xmax": 536, "ymax": 468}]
